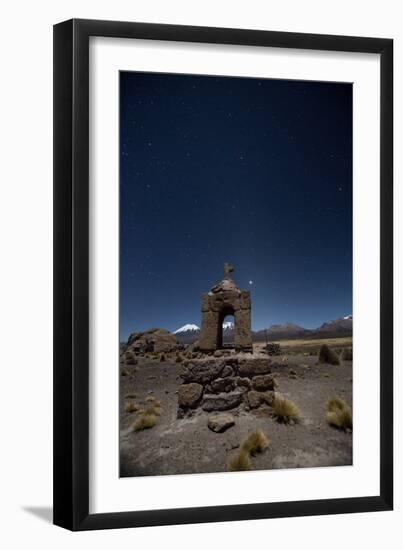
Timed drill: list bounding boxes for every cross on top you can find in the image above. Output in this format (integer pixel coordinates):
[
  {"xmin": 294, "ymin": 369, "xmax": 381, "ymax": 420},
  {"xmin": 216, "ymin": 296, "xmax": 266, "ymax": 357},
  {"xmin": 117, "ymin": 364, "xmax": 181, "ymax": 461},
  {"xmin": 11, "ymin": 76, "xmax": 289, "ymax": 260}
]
[{"xmin": 224, "ymin": 262, "xmax": 234, "ymax": 279}]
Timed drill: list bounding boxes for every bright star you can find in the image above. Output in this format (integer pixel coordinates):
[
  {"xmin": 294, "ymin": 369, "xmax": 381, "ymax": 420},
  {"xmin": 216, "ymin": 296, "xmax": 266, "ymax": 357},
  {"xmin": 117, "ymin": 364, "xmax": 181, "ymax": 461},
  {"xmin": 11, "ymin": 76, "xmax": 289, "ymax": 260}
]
[{"xmin": 249, "ymin": 280, "xmax": 253, "ymax": 285}]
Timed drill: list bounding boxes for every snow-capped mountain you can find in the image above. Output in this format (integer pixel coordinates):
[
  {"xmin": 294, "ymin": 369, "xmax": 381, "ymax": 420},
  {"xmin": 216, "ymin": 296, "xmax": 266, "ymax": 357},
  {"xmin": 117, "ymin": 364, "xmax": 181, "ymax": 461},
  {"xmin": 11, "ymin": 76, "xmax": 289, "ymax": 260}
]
[
  {"xmin": 317, "ymin": 315, "xmax": 352, "ymax": 336},
  {"xmin": 174, "ymin": 324, "xmax": 200, "ymax": 334},
  {"xmin": 174, "ymin": 315, "xmax": 352, "ymax": 345}
]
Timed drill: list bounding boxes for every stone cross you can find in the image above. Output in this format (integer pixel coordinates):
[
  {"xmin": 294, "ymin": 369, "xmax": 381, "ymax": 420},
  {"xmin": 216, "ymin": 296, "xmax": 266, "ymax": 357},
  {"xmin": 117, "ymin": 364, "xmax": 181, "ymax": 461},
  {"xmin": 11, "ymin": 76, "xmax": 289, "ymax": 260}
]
[{"xmin": 223, "ymin": 262, "xmax": 234, "ymax": 279}]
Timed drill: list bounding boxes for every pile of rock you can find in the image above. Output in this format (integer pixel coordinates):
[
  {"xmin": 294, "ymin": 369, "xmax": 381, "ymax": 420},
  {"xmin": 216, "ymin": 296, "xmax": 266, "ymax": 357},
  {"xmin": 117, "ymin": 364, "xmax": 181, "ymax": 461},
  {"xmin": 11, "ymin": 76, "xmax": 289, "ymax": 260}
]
[
  {"xmin": 265, "ymin": 343, "xmax": 282, "ymax": 356},
  {"xmin": 177, "ymin": 356, "xmax": 275, "ymax": 417},
  {"xmin": 122, "ymin": 328, "xmax": 177, "ymax": 361}
]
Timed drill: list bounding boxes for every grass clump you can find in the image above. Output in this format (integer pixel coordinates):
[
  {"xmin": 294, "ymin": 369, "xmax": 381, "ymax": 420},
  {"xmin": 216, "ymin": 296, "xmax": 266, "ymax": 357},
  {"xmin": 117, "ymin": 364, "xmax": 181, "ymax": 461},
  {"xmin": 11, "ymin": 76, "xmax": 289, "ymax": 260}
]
[
  {"xmin": 342, "ymin": 347, "xmax": 353, "ymax": 361},
  {"xmin": 160, "ymin": 353, "xmax": 166, "ymax": 362},
  {"xmin": 271, "ymin": 394, "xmax": 300, "ymax": 424},
  {"xmin": 228, "ymin": 449, "xmax": 252, "ymax": 472},
  {"xmin": 132, "ymin": 411, "xmax": 157, "ymax": 432},
  {"xmin": 326, "ymin": 398, "xmax": 352, "ymax": 431},
  {"xmin": 125, "ymin": 401, "xmax": 139, "ymax": 413},
  {"xmin": 228, "ymin": 430, "xmax": 269, "ymax": 472},
  {"xmin": 175, "ymin": 352, "xmax": 183, "ymax": 363},
  {"xmin": 241, "ymin": 430, "xmax": 269, "ymax": 455},
  {"xmin": 318, "ymin": 344, "xmax": 340, "ymax": 366}
]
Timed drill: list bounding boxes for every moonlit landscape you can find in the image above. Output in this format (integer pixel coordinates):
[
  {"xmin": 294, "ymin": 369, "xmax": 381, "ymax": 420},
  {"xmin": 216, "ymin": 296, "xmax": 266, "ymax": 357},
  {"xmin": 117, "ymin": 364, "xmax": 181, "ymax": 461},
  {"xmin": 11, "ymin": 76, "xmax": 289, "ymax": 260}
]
[{"xmin": 119, "ymin": 72, "xmax": 353, "ymax": 477}]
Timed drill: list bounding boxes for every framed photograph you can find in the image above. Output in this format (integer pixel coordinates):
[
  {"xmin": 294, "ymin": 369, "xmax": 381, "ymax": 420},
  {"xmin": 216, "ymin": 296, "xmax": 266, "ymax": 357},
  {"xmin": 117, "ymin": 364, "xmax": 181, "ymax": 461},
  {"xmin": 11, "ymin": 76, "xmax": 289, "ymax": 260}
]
[{"xmin": 53, "ymin": 19, "xmax": 393, "ymax": 530}]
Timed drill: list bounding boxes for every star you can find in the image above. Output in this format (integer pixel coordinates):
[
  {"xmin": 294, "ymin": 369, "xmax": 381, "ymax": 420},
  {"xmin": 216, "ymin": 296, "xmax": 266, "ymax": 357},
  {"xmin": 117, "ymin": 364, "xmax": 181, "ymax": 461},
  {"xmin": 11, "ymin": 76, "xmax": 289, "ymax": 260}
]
[{"xmin": 249, "ymin": 280, "xmax": 253, "ymax": 285}]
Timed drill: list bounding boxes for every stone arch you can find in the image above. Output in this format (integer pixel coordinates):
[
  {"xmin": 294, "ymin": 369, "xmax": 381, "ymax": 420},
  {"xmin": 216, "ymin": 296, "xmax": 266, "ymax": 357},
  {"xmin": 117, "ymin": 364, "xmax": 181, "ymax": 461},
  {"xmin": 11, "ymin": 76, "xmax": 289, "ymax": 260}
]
[{"xmin": 217, "ymin": 305, "xmax": 235, "ymax": 349}]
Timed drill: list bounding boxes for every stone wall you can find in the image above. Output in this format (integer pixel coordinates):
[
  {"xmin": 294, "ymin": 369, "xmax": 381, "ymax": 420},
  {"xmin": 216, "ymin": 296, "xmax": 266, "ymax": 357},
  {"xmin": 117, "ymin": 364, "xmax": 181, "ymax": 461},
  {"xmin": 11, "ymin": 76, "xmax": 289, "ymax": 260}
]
[{"xmin": 177, "ymin": 355, "xmax": 275, "ymax": 417}]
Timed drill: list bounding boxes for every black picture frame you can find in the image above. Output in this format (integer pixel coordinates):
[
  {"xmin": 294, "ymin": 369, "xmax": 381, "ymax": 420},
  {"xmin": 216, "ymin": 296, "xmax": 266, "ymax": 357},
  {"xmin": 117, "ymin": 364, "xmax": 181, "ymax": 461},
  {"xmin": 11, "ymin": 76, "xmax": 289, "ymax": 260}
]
[{"xmin": 53, "ymin": 18, "xmax": 393, "ymax": 531}]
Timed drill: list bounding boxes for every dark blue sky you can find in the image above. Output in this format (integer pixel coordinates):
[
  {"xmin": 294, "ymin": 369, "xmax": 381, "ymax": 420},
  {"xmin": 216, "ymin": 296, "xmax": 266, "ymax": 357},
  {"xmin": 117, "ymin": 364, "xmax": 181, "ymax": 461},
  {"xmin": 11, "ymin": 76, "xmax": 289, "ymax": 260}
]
[{"xmin": 120, "ymin": 72, "xmax": 352, "ymax": 341}]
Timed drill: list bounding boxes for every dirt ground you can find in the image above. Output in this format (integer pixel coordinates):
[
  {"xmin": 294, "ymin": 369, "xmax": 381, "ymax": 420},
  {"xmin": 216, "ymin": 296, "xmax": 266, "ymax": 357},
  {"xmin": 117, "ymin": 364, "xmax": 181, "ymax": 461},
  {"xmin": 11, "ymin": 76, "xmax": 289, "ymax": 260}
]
[{"xmin": 120, "ymin": 341, "xmax": 352, "ymax": 477}]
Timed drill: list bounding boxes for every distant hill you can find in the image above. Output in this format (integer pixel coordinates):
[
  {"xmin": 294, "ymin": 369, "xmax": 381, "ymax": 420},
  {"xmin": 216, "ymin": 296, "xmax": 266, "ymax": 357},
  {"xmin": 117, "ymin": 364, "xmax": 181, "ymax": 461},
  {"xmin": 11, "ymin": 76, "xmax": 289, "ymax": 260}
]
[{"xmin": 254, "ymin": 322, "xmax": 311, "ymax": 341}]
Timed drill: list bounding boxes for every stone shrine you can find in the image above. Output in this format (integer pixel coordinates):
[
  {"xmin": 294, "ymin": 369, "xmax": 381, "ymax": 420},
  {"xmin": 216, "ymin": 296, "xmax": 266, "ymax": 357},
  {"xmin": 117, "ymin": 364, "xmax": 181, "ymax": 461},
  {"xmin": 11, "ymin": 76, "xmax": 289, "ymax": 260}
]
[{"xmin": 199, "ymin": 263, "xmax": 253, "ymax": 352}]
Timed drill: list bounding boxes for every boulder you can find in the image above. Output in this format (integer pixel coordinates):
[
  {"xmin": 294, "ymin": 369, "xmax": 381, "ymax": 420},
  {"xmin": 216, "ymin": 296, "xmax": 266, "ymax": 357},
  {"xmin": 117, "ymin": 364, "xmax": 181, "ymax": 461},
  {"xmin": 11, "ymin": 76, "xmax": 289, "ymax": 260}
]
[
  {"xmin": 252, "ymin": 374, "xmax": 275, "ymax": 391},
  {"xmin": 246, "ymin": 390, "xmax": 262, "ymax": 409},
  {"xmin": 126, "ymin": 328, "xmax": 177, "ymax": 354},
  {"xmin": 236, "ymin": 377, "xmax": 252, "ymax": 390},
  {"xmin": 246, "ymin": 389, "xmax": 275, "ymax": 409},
  {"xmin": 178, "ymin": 383, "xmax": 203, "ymax": 408},
  {"xmin": 238, "ymin": 357, "xmax": 271, "ymax": 377},
  {"xmin": 221, "ymin": 365, "xmax": 234, "ymax": 378},
  {"xmin": 208, "ymin": 413, "xmax": 235, "ymax": 433},
  {"xmin": 123, "ymin": 351, "xmax": 137, "ymax": 365},
  {"xmin": 180, "ymin": 359, "xmax": 225, "ymax": 384},
  {"xmin": 202, "ymin": 391, "xmax": 243, "ymax": 411},
  {"xmin": 211, "ymin": 377, "xmax": 236, "ymax": 393}
]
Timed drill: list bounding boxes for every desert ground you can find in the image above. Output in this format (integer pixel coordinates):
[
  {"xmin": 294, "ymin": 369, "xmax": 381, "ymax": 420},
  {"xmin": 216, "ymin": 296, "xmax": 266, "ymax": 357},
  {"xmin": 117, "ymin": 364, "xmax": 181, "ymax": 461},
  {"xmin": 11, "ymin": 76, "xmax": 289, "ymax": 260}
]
[{"xmin": 120, "ymin": 337, "xmax": 352, "ymax": 477}]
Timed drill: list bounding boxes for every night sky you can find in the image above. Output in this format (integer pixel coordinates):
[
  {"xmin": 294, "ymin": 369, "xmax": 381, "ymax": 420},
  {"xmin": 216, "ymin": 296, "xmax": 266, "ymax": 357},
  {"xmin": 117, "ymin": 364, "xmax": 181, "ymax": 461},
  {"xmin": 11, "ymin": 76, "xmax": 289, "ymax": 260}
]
[{"xmin": 120, "ymin": 72, "xmax": 352, "ymax": 341}]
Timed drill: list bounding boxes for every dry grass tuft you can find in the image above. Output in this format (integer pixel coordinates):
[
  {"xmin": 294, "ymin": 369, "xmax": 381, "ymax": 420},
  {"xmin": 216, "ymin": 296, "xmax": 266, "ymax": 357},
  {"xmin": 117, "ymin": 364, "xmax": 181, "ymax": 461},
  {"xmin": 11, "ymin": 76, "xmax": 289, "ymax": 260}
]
[
  {"xmin": 326, "ymin": 398, "xmax": 352, "ymax": 431},
  {"xmin": 271, "ymin": 394, "xmax": 300, "ymax": 424},
  {"xmin": 125, "ymin": 393, "xmax": 136, "ymax": 399},
  {"xmin": 228, "ymin": 450, "xmax": 252, "ymax": 471},
  {"xmin": 132, "ymin": 412, "xmax": 157, "ymax": 432},
  {"xmin": 241, "ymin": 430, "xmax": 269, "ymax": 455},
  {"xmin": 125, "ymin": 401, "xmax": 140, "ymax": 413},
  {"xmin": 175, "ymin": 353, "xmax": 183, "ymax": 363},
  {"xmin": 318, "ymin": 344, "xmax": 340, "ymax": 365}
]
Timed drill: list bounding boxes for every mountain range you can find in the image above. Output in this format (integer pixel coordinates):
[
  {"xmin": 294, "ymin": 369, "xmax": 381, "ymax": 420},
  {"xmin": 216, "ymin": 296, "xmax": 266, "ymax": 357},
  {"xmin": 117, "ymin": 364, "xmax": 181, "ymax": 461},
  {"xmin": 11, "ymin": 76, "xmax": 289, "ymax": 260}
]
[{"xmin": 174, "ymin": 315, "xmax": 352, "ymax": 344}]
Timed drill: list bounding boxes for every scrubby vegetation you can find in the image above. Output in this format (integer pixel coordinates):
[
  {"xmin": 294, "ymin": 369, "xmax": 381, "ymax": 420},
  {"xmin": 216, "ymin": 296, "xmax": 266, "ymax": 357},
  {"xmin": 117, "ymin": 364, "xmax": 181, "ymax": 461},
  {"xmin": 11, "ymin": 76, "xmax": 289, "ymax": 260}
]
[
  {"xmin": 159, "ymin": 353, "xmax": 166, "ymax": 362},
  {"xmin": 228, "ymin": 429, "xmax": 269, "ymax": 471},
  {"xmin": 318, "ymin": 344, "xmax": 340, "ymax": 365},
  {"xmin": 228, "ymin": 449, "xmax": 252, "ymax": 471},
  {"xmin": 241, "ymin": 430, "xmax": 269, "ymax": 455},
  {"xmin": 326, "ymin": 397, "xmax": 352, "ymax": 431},
  {"xmin": 271, "ymin": 394, "xmax": 300, "ymax": 424},
  {"xmin": 132, "ymin": 411, "xmax": 157, "ymax": 431},
  {"xmin": 125, "ymin": 400, "xmax": 140, "ymax": 413},
  {"xmin": 131, "ymin": 396, "xmax": 162, "ymax": 431}
]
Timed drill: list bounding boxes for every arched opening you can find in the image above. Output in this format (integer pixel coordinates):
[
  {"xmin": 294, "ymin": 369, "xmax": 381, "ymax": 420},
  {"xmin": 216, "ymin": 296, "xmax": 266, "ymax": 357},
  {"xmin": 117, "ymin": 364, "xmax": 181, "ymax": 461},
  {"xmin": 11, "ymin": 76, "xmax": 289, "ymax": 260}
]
[{"xmin": 217, "ymin": 307, "xmax": 235, "ymax": 349}]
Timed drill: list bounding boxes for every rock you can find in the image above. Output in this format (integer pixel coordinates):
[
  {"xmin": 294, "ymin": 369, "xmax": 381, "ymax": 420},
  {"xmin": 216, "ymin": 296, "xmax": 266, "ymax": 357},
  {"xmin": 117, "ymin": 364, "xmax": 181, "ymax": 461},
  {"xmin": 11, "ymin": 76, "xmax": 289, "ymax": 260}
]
[
  {"xmin": 221, "ymin": 365, "xmax": 234, "ymax": 378},
  {"xmin": 252, "ymin": 374, "xmax": 275, "ymax": 391},
  {"xmin": 236, "ymin": 377, "xmax": 251, "ymax": 390},
  {"xmin": 126, "ymin": 328, "xmax": 177, "ymax": 354},
  {"xmin": 202, "ymin": 391, "xmax": 243, "ymax": 411},
  {"xmin": 124, "ymin": 351, "xmax": 137, "ymax": 365},
  {"xmin": 224, "ymin": 357, "xmax": 239, "ymax": 368},
  {"xmin": 265, "ymin": 342, "xmax": 282, "ymax": 356},
  {"xmin": 213, "ymin": 350, "xmax": 223, "ymax": 358},
  {"xmin": 238, "ymin": 358, "xmax": 271, "ymax": 377},
  {"xmin": 211, "ymin": 377, "xmax": 236, "ymax": 393},
  {"xmin": 178, "ymin": 383, "xmax": 203, "ymax": 408},
  {"xmin": 180, "ymin": 359, "xmax": 225, "ymax": 384},
  {"xmin": 208, "ymin": 413, "xmax": 235, "ymax": 433},
  {"xmin": 261, "ymin": 391, "xmax": 275, "ymax": 406},
  {"xmin": 246, "ymin": 390, "xmax": 262, "ymax": 409}
]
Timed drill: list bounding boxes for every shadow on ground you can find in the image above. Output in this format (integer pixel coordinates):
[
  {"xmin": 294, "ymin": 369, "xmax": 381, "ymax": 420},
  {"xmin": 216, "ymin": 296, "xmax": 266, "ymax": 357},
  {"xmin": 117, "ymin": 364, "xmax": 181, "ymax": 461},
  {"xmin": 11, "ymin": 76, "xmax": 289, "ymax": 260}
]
[{"xmin": 22, "ymin": 506, "xmax": 53, "ymax": 524}]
